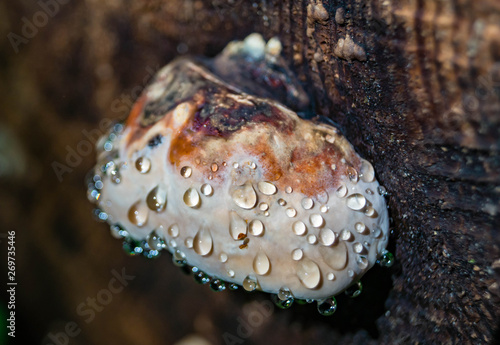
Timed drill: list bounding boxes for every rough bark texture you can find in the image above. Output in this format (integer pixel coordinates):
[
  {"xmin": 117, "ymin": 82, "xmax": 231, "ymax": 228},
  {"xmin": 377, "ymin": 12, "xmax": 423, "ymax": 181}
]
[{"xmin": 0, "ymin": 1, "xmax": 498, "ymax": 345}]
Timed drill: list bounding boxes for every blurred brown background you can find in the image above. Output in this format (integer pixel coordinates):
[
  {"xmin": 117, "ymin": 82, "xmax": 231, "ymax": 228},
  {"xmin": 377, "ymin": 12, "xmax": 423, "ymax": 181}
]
[{"xmin": 0, "ymin": 0, "xmax": 499, "ymax": 344}]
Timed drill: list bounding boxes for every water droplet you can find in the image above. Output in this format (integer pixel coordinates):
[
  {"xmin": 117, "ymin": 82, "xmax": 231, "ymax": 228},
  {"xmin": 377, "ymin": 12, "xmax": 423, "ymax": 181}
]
[
  {"xmin": 183, "ymin": 188, "xmax": 200, "ymax": 207},
  {"xmin": 292, "ymin": 248, "xmax": 303, "ymax": 261},
  {"xmin": 317, "ymin": 297, "xmax": 337, "ymax": 316},
  {"xmin": 292, "ymin": 221, "xmax": 307, "ymax": 236},
  {"xmin": 193, "ymin": 228, "xmax": 213, "ymax": 256},
  {"xmin": 264, "ymin": 211, "xmax": 270, "ymax": 217},
  {"xmin": 285, "ymin": 186, "xmax": 293, "ymax": 194},
  {"xmin": 249, "ymin": 162, "xmax": 257, "ymax": 169},
  {"xmin": 301, "ymin": 197, "xmax": 314, "ymax": 210},
  {"xmin": 272, "ymin": 293, "xmax": 294, "ymax": 309},
  {"xmin": 372, "ymin": 227, "xmax": 382, "ymax": 238},
  {"xmin": 356, "ymin": 255, "xmax": 368, "ymax": 269},
  {"xmin": 347, "ymin": 166, "xmax": 359, "ymax": 183},
  {"xmin": 257, "ymin": 181, "xmax": 277, "ymax": 195},
  {"xmin": 128, "ymin": 201, "xmax": 149, "ymax": 227},
  {"xmin": 325, "ymin": 134, "xmax": 335, "ymax": 144},
  {"xmin": 109, "ymin": 163, "xmax": 121, "ymax": 184},
  {"xmin": 210, "ymin": 279, "xmax": 226, "ymax": 292},
  {"xmin": 336, "ymin": 184, "xmax": 347, "ymax": 198},
  {"xmin": 253, "ymin": 251, "xmax": 271, "ymax": 275},
  {"xmin": 201, "ymin": 183, "xmax": 213, "ymax": 196},
  {"xmin": 377, "ymin": 250, "xmax": 394, "ymax": 267},
  {"xmin": 278, "ymin": 286, "xmax": 294, "ymax": 302},
  {"xmin": 122, "ymin": 238, "xmax": 143, "ymax": 256},
  {"xmin": 286, "ymin": 207, "xmax": 297, "ymax": 217},
  {"xmin": 360, "ymin": 160, "xmax": 375, "ymax": 182},
  {"xmin": 319, "ymin": 228, "xmax": 336, "ymax": 246},
  {"xmin": 346, "ymin": 193, "xmax": 366, "ymax": 211},
  {"xmin": 180, "ymin": 166, "xmax": 192, "ymax": 178},
  {"xmin": 377, "ymin": 185, "xmax": 387, "ymax": 196},
  {"xmin": 219, "ymin": 252, "xmax": 228, "ymax": 263},
  {"xmin": 146, "ymin": 184, "xmax": 167, "ymax": 212},
  {"xmin": 168, "ymin": 224, "xmax": 179, "ymax": 237},
  {"xmin": 309, "ymin": 214, "xmax": 324, "ymax": 228},
  {"xmin": 259, "ymin": 202, "xmax": 269, "ymax": 211},
  {"xmin": 185, "ymin": 237, "xmax": 193, "ymax": 248},
  {"xmin": 229, "ymin": 211, "xmax": 247, "ymax": 240},
  {"xmin": 232, "ymin": 162, "xmax": 239, "ymax": 169},
  {"xmin": 348, "ymin": 270, "xmax": 355, "ymax": 278},
  {"xmin": 110, "ymin": 224, "xmax": 128, "ymax": 239},
  {"xmin": 135, "ymin": 157, "xmax": 151, "ymax": 173},
  {"xmin": 278, "ymin": 198, "xmax": 286, "ymax": 206},
  {"xmin": 320, "ymin": 205, "xmax": 328, "ymax": 213},
  {"xmin": 353, "ymin": 242, "xmax": 365, "ymax": 254},
  {"xmin": 211, "ymin": 163, "xmax": 219, "ymax": 172},
  {"xmin": 192, "ymin": 267, "xmax": 210, "ymax": 284},
  {"xmin": 320, "ymin": 241, "xmax": 348, "ymax": 270},
  {"xmin": 339, "ymin": 229, "xmax": 353, "ymax": 241},
  {"xmin": 331, "ymin": 164, "xmax": 337, "ymax": 171},
  {"xmin": 242, "ymin": 275, "xmax": 258, "ymax": 291},
  {"xmin": 249, "ymin": 220, "xmax": 264, "ymax": 236},
  {"xmin": 307, "ymin": 234, "xmax": 317, "ymax": 244},
  {"xmin": 365, "ymin": 188, "xmax": 374, "ymax": 195},
  {"xmin": 227, "ymin": 269, "xmax": 235, "ymax": 277},
  {"xmin": 232, "ymin": 183, "xmax": 257, "ymax": 209},
  {"xmin": 355, "ymin": 222, "xmax": 367, "ymax": 234},
  {"xmin": 297, "ymin": 258, "xmax": 321, "ymax": 289},
  {"xmin": 147, "ymin": 230, "xmax": 166, "ymax": 251},
  {"xmin": 172, "ymin": 249, "xmax": 187, "ymax": 267},
  {"xmin": 316, "ymin": 190, "xmax": 329, "ymax": 204},
  {"xmin": 344, "ymin": 281, "xmax": 362, "ymax": 298},
  {"xmin": 364, "ymin": 206, "xmax": 377, "ymax": 217},
  {"xmin": 327, "ymin": 272, "xmax": 335, "ymax": 281},
  {"xmin": 168, "ymin": 239, "xmax": 177, "ymax": 248}
]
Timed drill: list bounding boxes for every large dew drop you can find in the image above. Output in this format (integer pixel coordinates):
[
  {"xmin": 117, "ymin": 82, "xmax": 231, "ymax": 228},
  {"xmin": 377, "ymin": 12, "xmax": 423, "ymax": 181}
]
[
  {"xmin": 296, "ymin": 258, "xmax": 321, "ymax": 289},
  {"xmin": 319, "ymin": 228, "xmax": 336, "ymax": 246},
  {"xmin": 229, "ymin": 211, "xmax": 247, "ymax": 240},
  {"xmin": 292, "ymin": 221, "xmax": 307, "ymax": 236},
  {"xmin": 249, "ymin": 219, "xmax": 264, "ymax": 236},
  {"xmin": 232, "ymin": 183, "xmax": 257, "ymax": 209},
  {"xmin": 360, "ymin": 159, "xmax": 375, "ymax": 182},
  {"xmin": 346, "ymin": 193, "xmax": 366, "ymax": 210},
  {"xmin": 193, "ymin": 228, "xmax": 213, "ymax": 256},
  {"xmin": 253, "ymin": 251, "xmax": 271, "ymax": 275},
  {"xmin": 146, "ymin": 184, "xmax": 167, "ymax": 212},
  {"xmin": 135, "ymin": 157, "xmax": 151, "ymax": 173},
  {"xmin": 127, "ymin": 201, "xmax": 149, "ymax": 227},
  {"xmin": 183, "ymin": 188, "xmax": 200, "ymax": 208},
  {"xmin": 257, "ymin": 181, "xmax": 277, "ymax": 195},
  {"xmin": 310, "ymin": 214, "xmax": 324, "ymax": 228},
  {"xmin": 243, "ymin": 275, "xmax": 258, "ymax": 291}
]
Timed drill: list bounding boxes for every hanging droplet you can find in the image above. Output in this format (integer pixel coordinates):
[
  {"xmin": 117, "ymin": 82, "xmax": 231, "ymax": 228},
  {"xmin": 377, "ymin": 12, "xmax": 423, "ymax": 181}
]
[
  {"xmin": 109, "ymin": 163, "xmax": 121, "ymax": 184},
  {"xmin": 122, "ymin": 238, "xmax": 143, "ymax": 256},
  {"xmin": 193, "ymin": 228, "xmax": 213, "ymax": 256},
  {"xmin": 257, "ymin": 181, "xmax": 277, "ymax": 195},
  {"xmin": 319, "ymin": 228, "xmax": 336, "ymax": 246},
  {"xmin": 147, "ymin": 230, "xmax": 166, "ymax": 251},
  {"xmin": 292, "ymin": 221, "xmax": 307, "ymax": 236},
  {"xmin": 232, "ymin": 183, "xmax": 257, "ymax": 209},
  {"xmin": 377, "ymin": 185, "xmax": 388, "ymax": 196},
  {"xmin": 253, "ymin": 251, "xmax": 271, "ymax": 275},
  {"xmin": 135, "ymin": 157, "xmax": 151, "ymax": 173},
  {"xmin": 346, "ymin": 193, "xmax": 366, "ymax": 211},
  {"xmin": 377, "ymin": 250, "xmax": 395, "ymax": 267},
  {"xmin": 344, "ymin": 281, "xmax": 363, "ymax": 298},
  {"xmin": 210, "ymin": 279, "xmax": 226, "ymax": 292},
  {"xmin": 356, "ymin": 255, "xmax": 368, "ymax": 269},
  {"xmin": 146, "ymin": 184, "xmax": 167, "ymax": 212},
  {"xmin": 183, "ymin": 188, "xmax": 200, "ymax": 208},
  {"xmin": 336, "ymin": 184, "xmax": 347, "ymax": 198},
  {"xmin": 285, "ymin": 186, "xmax": 293, "ymax": 194},
  {"xmin": 292, "ymin": 248, "xmax": 303, "ymax": 261},
  {"xmin": 172, "ymin": 249, "xmax": 187, "ymax": 267},
  {"xmin": 110, "ymin": 224, "xmax": 128, "ymax": 239},
  {"xmin": 309, "ymin": 214, "xmax": 324, "ymax": 228},
  {"xmin": 320, "ymin": 241, "xmax": 348, "ymax": 270},
  {"xmin": 249, "ymin": 220, "xmax": 264, "ymax": 236},
  {"xmin": 360, "ymin": 160, "xmax": 375, "ymax": 182},
  {"xmin": 180, "ymin": 166, "xmax": 192, "ymax": 178},
  {"xmin": 317, "ymin": 297, "xmax": 337, "ymax": 316},
  {"xmin": 286, "ymin": 207, "xmax": 297, "ymax": 217},
  {"xmin": 192, "ymin": 267, "xmax": 210, "ymax": 284},
  {"xmin": 211, "ymin": 163, "xmax": 219, "ymax": 172},
  {"xmin": 219, "ymin": 252, "xmax": 228, "ymax": 263},
  {"xmin": 297, "ymin": 258, "xmax": 321, "ymax": 289},
  {"xmin": 355, "ymin": 222, "xmax": 367, "ymax": 234},
  {"xmin": 168, "ymin": 224, "xmax": 180, "ymax": 237},
  {"xmin": 242, "ymin": 275, "xmax": 258, "ymax": 291},
  {"xmin": 229, "ymin": 211, "xmax": 247, "ymax": 240},
  {"xmin": 272, "ymin": 287, "xmax": 294, "ymax": 309},
  {"xmin": 346, "ymin": 166, "xmax": 359, "ymax": 183},
  {"xmin": 128, "ymin": 201, "xmax": 149, "ymax": 227},
  {"xmin": 301, "ymin": 197, "xmax": 314, "ymax": 210},
  {"xmin": 201, "ymin": 183, "xmax": 213, "ymax": 196}
]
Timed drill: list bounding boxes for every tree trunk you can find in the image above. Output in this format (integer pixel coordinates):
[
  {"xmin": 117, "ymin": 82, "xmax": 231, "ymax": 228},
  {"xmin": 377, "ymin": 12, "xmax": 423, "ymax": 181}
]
[{"xmin": 1, "ymin": 0, "xmax": 498, "ymax": 344}]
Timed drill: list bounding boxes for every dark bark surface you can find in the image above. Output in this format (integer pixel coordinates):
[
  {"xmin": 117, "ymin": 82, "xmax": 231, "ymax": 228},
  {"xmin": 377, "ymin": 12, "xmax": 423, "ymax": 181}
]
[{"xmin": 0, "ymin": 1, "xmax": 498, "ymax": 345}]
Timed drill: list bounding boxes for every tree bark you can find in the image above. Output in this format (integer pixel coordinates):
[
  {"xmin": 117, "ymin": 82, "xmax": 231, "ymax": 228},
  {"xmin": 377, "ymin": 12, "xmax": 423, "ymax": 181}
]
[{"xmin": 0, "ymin": 0, "xmax": 498, "ymax": 344}]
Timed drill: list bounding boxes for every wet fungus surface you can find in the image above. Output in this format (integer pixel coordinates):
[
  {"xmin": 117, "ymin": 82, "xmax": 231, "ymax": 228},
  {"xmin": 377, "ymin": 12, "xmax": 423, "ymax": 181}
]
[{"xmin": 88, "ymin": 34, "xmax": 391, "ymax": 313}]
